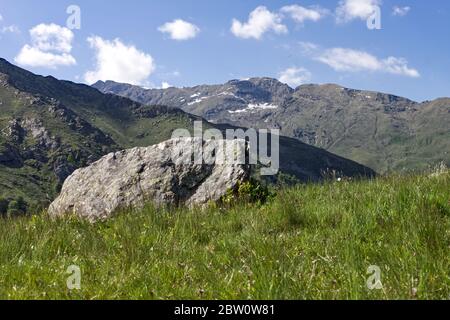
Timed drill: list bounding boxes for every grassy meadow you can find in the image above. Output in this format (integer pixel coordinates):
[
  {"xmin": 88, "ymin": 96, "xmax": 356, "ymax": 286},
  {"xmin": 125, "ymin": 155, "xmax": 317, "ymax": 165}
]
[{"xmin": 0, "ymin": 172, "xmax": 448, "ymax": 300}]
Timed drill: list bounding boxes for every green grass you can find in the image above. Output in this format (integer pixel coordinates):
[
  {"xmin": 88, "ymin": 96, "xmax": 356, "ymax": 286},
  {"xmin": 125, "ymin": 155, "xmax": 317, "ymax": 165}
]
[{"xmin": 0, "ymin": 173, "xmax": 449, "ymax": 300}]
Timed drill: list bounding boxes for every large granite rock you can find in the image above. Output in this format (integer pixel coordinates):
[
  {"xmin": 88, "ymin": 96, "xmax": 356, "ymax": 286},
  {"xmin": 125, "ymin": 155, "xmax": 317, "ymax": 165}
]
[{"xmin": 48, "ymin": 138, "xmax": 249, "ymax": 221}]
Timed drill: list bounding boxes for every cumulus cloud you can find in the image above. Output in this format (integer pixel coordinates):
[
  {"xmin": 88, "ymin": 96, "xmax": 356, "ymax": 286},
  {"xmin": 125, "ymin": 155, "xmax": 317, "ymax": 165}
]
[
  {"xmin": 278, "ymin": 67, "xmax": 312, "ymax": 88},
  {"xmin": 15, "ymin": 23, "xmax": 76, "ymax": 68},
  {"xmin": 231, "ymin": 6, "xmax": 288, "ymax": 40},
  {"xmin": 15, "ymin": 46, "xmax": 75, "ymax": 68},
  {"xmin": 316, "ymin": 47, "xmax": 420, "ymax": 78},
  {"xmin": 336, "ymin": 0, "xmax": 381, "ymax": 22},
  {"xmin": 281, "ymin": 5, "xmax": 328, "ymax": 24},
  {"xmin": 158, "ymin": 19, "xmax": 200, "ymax": 41},
  {"xmin": 392, "ymin": 6, "xmax": 411, "ymax": 16},
  {"xmin": 84, "ymin": 36, "xmax": 155, "ymax": 85},
  {"xmin": 29, "ymin": 23, "xmax": 73, "ymax": 52}
]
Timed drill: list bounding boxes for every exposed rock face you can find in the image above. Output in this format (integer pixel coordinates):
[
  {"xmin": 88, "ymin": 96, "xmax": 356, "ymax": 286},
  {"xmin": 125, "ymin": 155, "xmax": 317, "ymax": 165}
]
[
  {"xmin": 49, "ymin": 138, "xmax": 250, "ymax": 221},
  {"xmin": 21, "ymin": 118, "xmax": 59, "ymax": 149},
  {"xmin": 3, "ymin": 119, "xmax": 25, "ymax": 143}
]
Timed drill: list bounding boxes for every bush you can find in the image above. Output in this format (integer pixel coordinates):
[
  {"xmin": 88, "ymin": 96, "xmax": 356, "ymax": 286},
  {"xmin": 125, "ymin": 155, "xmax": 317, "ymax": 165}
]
[
  {"xmin": 27, "ymin": 200, "xmax": 49, "ymax": 214},
  {"xmin": 0, "ymin": 198, "xmax": 9, "ymax": 216},
  {"xmin": 7, "ymin": 196, "xmax": 27, "ymax": 216},
  {"xmin": 221, "ymin": 179, "xmax": 273, "ymax": 205}
]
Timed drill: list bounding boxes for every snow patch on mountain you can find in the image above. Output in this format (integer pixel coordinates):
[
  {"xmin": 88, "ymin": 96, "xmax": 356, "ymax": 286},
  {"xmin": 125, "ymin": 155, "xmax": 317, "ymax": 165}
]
[
  {"xmin": 228, "ymin": 103, "xmax": 279, "ymax": 114},
  {"xmin": 218, "ymin": 91, "xmax": 241, "ymax": 99},
  {"xmin": 187, "ymin": 96, "xmax": 209, "ymax": 106}
]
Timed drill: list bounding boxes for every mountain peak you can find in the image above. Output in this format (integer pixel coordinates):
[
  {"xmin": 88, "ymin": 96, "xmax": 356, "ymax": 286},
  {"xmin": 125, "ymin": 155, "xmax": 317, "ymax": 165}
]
[
  {"xmin": 227, "ymin": 77, "xmax": 285, "ymax": 86},
  {"xmin": 297, "ymin": 83, "xmax": 344, "ymax": 90},
  {"xmin": 0, "ymin": 57, "xmax": 19, "ymax": 74},
  {"xmin": 225, "ymin": 77, "xmax": 294, "ymax": 99},
  {"xmin": 92, "ymin": 80, "xmax": 105, "ymax": 86}
]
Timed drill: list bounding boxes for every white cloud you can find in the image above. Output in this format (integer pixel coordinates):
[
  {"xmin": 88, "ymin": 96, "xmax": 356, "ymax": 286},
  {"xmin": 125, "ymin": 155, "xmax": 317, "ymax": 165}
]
[
  {"xmin": 158, "ymin": 19, "xmax": 200, "ymax": 41},
  {"xmin": 161, "ymin": 82, "xmax": 172, "ymax": 89},
  {"xmin": 0, "ymin": 14, "xmax": 3, "ymax": 22},
  {"xmin": 317, "ymin": 48, "xmax": 380, "ymax": 72},
  {"xmin": 281, "ymin": 5, "xmax": 328, "ymax": 24},
  {"xmin": 231, "ymin": 6, "xmax": 288, "ymax": 39},
  {"xmin": 316, "ymin": 47, "xmax": 420, "ymax": 78},
  {"xmin": 278, "ymin": 67, "xmax": 312, "ymax": 88},
  {"xmin": 84, "ymin": 36, "xmax": 155, "ymax": 85},
  {"xmin": 392, "ymin": 6, "xmax": 411, "ymax": 16},
  {"xmin": 336, "ymin": 0, "xmax": 381, "ymax": 22},
  {"xmin": 299, "ymin": 41, "xmax": 320, "ymax": 54},
  {"xmin": 381, "ymin": 56, "xmax": 420, "ymax": 77},
  {"xmin": 15, "ymin": 23, "xmax": 76, "ymax": 68},
  {"xmin": 1, "ymin": 25, "xmax": 20, "ymax": 34},
  {"xmin": 29, "ymin": 23, "xmax": 73, "ymax": 52},
  {"xmin": 15, "ymin": 46, "xmax": 76, "ymax": 68}
]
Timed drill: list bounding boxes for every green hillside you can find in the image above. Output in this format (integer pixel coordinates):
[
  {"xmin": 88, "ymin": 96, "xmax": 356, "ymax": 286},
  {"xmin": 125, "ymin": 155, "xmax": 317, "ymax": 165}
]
[{"xmin": 0, "ymin": 60, "xmax": 201, "ymax": 210}]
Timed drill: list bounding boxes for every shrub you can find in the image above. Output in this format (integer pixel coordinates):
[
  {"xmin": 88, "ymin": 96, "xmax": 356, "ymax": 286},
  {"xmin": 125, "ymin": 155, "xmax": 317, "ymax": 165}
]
[
  {"xmin": 67, "ymin": 153, "xmax": 76, "ymax": 165},
  {"xmin": 0, "ymin": 198, "xmax": 9, "ymax": 216},
  {"xmin": 27, "ymin": 200, "xmax": 49, "ymax": 215},
  {"xmin": 7, "ymin": 196, "xmax": 28, "ymax": 216},
  {"xmin": 221, "ymin": 179, "xmax": 273, "ymax": 205}
]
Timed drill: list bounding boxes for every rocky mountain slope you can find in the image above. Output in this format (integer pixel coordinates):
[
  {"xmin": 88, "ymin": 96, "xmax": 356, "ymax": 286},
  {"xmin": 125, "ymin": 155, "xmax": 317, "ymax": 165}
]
[
  {"xmin": 0, "ymin": 59, "xmax": 374, "ymax": 212},
  {"xmin": 94, "ymin": 78, "xmax": 450, "ymax": 174}
]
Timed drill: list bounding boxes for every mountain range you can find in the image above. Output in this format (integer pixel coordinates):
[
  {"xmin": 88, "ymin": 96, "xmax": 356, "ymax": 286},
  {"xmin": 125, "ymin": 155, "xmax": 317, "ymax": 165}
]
[
  {"xmin": 94, "ymin": 78, "xmax": 450, "ymax": 174},
  {"xmin": 0, "ymin": 58, "xmax": 374, "ymax": 211}
]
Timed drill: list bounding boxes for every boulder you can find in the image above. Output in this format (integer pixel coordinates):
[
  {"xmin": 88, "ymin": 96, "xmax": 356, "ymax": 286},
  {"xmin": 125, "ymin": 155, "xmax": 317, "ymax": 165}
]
[{"xmin": 48, "ymin": 138, "xmax": 249, "ymax": 221}]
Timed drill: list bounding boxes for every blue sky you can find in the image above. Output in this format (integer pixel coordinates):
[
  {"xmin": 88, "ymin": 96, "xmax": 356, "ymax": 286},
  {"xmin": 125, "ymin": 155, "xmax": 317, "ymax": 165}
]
[{"xmin": 0, "ymin": 0, "xmax": 449, "ymax": 101}]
